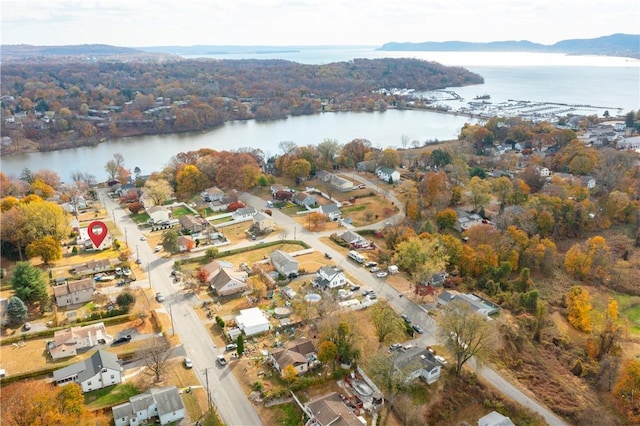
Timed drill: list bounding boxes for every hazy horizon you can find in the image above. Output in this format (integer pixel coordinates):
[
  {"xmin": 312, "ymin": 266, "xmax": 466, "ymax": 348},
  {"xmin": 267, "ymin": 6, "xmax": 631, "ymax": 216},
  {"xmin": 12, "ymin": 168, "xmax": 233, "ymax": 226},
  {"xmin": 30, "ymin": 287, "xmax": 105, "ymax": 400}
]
[{"xmin": 2, "ymin": 0, "xmax": 638, "ymax": 47}]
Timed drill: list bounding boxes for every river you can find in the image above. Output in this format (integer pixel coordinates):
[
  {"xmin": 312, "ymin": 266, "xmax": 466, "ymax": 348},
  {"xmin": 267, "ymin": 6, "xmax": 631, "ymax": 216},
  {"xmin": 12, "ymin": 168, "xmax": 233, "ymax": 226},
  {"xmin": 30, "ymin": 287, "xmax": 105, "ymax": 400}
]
[{"xmin": 2, "ymin": 49, "xmax": 638, "ymax": 182}]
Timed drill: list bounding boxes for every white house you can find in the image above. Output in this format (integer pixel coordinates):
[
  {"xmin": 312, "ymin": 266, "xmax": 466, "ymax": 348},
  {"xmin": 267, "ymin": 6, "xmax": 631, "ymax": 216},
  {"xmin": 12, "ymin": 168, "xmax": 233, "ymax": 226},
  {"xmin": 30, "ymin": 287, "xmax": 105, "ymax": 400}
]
[
  {"xmin": 269, "ymin": 340, "xmax": 317, "ymax": 376},
  {"xmin": 312, "ymin": 266, "xmax": 347, "ymax": 289},
  {"xmin": 396, "ymin": 347, "xmax": 442, "ymax": 385},
  {"xmin": 112, "ymin": 386, "xmax": 185, "ymax": 426},
  {"xmin": 270, "ymin": 250, "xmax": 299, "ymax": 278},
  {"xmin": 147, "ymin": 206, "xmax": 172, "ymax": 225},
  {"xmin": 53, "ymin": 350, "xmax": 122, "ymax": 392},
  {"xmin": 53, "ymin": 278, "xmax": 95, "ymax": 307},
  {"xmin": 236, "ymin": 307, "xmax": 271, "ymax": 336},
  {"xmin": 70, "ymin": 259, "xmax": 112, "ymax": 276},
  {"xmin": 375, "ymin": 166, "xmax": 401, "ymax": 183},
  {"xmin": 319, "ymin": 204, "xmax": 341, "ymax": 221},
  {"xmin": 232, "ymin": 206, "xmax": 257, "ymax": 221},
  {"xmin": 49, "ymin": 322, "xmax": 113, "ymax": 359},
  {"xmin": 253, "ymin": 211, "xmax": 276, "ymax": 233},
  {"xmin": 340, "ymin": 230, "xmax": 372, "ymax": 249},
  {"xmin": 537, "ymin": 167, "xmax": 551, "ymax": 177},
  {"xmin": 77, "ymin": 227, "xmax": 112, "ymax": 251},
  {"xmin": 293, "ymin": 192, "xmax": 318, "ymax": 208},
  {"xmin": 202, "ymin": 186, "xmax": 224, "ymax": 202}
]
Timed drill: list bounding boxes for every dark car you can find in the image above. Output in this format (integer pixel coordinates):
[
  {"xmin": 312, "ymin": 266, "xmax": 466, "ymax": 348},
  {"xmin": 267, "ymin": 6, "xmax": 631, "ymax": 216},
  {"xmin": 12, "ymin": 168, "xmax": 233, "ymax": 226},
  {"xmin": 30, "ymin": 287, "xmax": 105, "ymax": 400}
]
[
  {"xmin": 112, "ymin": 335, "xmax": 132, "ymax": 345},
  {"xmin": 350, "ymin": 285, "xmax": 360, "ymax": 291},
  {"xmin": 401, "ymin": 314, "xmax": 411, "ymax": 324},
  {"xmin": 412, "ymin": 324, "xmax": 425, "ymax": 334},
  {"xmin": 389, "ymin": 343, "xmax": 402, "ymax": 351},
  {"xmin": 324, "ymin": 253, "xmax": 332, "ymax": 259}
]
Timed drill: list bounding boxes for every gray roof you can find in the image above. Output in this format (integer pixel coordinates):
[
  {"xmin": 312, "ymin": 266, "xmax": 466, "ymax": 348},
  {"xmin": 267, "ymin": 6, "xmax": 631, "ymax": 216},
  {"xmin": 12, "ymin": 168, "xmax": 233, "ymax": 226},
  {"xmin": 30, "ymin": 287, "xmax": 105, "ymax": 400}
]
[
  {"xmin": 270, "ymin": 250, "xmax": 298, "ymax": 269},
  {"xmin": 112, "ymin": 386, "xmax": 184, "ymax": 422},
  {"xmin": 320, "ymin": 204, "xmax": 340, "ymax": 214},
  {"xmin": 235, "ymin": 206, "xmax": 256, "ymax": 216},
  {"xmin": 395, "ymin": 347, "xmax": 440, "ymax": 373},
  {"xmin": 53, "ymin": 349, "xmax": 120, "ymax": 382}
]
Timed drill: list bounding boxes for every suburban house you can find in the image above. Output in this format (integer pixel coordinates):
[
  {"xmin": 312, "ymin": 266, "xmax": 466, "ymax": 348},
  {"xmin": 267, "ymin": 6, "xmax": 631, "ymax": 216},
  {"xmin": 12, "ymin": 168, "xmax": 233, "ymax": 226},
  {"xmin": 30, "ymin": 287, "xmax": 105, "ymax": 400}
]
[
  {"xmin": 269, "ymin": 340, "xmax": 317, "ymax": 376},
  {"xmin": 270, "ymin": 250, "xmax": 299, "ymax": 278},
  {"xmin": 179, "ymin": 214, "xmax": 208, "ymax": 234},
  {"xmin": 617, "ymin": 135, "xmax": 640, "ymax": 150},
  {"xmin": 54, "ymin": 278, "xmax": 95, "ymax": 307},
  {"xmin": 340, "ymin": 230, "xmax": 372, "ymax": 249},
  {"xmin": 395, "ymin": 347, "xmax": 442, "ymax": 385},
  {"xmin": 232, "ymin": 206, "xmax": 257, "ymax": 221},
  {"xmin": 77, "ymin": 227, "xmax": 112, "ymax": 250},
  {"xmin": 202, "ymin": 186, "xmax": 224, "ymax": 202},
  {"xmin": 316, "ymin": 171, "xmax": 354, "ymax": 192},
  {"xmin": 422, "ymin": 272, "xmax": 448, "ymax": 288},
  {"xmin": 53, "ymin": 349, "xmax": 122, "ymax": 392},
  {"xmin": 147, "ymin": 206, "xmax": 172, "ymax": 225},
  {"xmin": 71, "ymin": 259, "xmax": 113, "ymax": 276},
  {"xmin": 270, "ymin": 184, "xmax": 291, "ymax": 195},
  {"xmin": 454, "ymin": 212, "xmax": 483, "ymax": 232},
  {"xmin": 375, "ymin": 166, "xmax": 401, "ymax": 183},
  {"xmin": 293, "ymin": 192, "xmax": 318, "ymax": 208},
  {"xmin": 356, "ymin": 160, "xmax": 377, "ymax": 172},
  {"xmin": 553, "ymin": 173, "xmax": 597, "ymax": 190},
  {"xmin": 320, "ymin": 203, "xmax": 341, "ymax": 221},
  {"xmin": 303, "ymin": 392, "xmax": 365, "ymax": 426},
  {"xmin": 313, "ymin": 266, "xmax": 347, "ymax": 289},
  {"xmin": 437, "ymin": 291, "xmax": 500, "ymax": 317},
  {"xmin": 202, "ymin": 260, "xmax": 249, "ymax": 296},
  {"xmin": 235, "ymin": 307, "xmax": 271, "ymax": 336},
  {"xmin": 252, "ymin": 211, "xmax": 276, "ymax": 233},
  {"xmin": 112, "ymin": 386, "xmax": 185, "ymax": 426},
  {"xmin": 177, "ymin": 235, "xmax": 195, "ymax": 253},
  {"xmin": 478, "ymin": 411, "xmax": 515, "ymax": 426},
  {"xmin": 49, "ymin": 322, "xmax": 112, "ymax": 359}
]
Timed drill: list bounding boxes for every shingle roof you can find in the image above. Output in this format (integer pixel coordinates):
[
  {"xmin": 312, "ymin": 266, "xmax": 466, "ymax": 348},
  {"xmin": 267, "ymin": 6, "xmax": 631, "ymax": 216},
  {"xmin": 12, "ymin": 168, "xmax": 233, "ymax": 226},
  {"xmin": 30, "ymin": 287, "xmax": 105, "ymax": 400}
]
[{"xmin": 53, "ymin": 349, "xmax": 120, "ymax": 382}]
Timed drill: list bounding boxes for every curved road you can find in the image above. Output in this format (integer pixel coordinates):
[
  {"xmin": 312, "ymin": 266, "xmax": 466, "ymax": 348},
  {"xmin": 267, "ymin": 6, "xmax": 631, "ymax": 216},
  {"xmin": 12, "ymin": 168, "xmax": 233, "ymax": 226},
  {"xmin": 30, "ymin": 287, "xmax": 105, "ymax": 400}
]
[{"xmin": 102, "ymin": 175, "xmax": 568, "ymax": 426}]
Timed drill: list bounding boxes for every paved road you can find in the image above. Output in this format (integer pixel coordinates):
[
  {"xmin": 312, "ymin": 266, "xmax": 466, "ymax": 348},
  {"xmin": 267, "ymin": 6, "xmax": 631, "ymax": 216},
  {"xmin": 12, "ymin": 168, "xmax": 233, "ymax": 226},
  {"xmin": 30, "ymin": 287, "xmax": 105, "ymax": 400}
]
[
  {"xmin": 102, "ymin": 178, "xmax": 568, "ymax": 426},
  {"xmin": 101, "ymin": 190, "xmax": 263, "ymax": 426}
]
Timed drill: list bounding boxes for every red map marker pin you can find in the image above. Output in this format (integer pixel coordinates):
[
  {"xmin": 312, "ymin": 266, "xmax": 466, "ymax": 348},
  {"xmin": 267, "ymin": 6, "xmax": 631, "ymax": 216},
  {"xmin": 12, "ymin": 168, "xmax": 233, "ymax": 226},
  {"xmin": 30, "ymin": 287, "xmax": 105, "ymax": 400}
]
[{"xmin": 87, "ymin": 221, "xmax": 108, "ymax": 248}]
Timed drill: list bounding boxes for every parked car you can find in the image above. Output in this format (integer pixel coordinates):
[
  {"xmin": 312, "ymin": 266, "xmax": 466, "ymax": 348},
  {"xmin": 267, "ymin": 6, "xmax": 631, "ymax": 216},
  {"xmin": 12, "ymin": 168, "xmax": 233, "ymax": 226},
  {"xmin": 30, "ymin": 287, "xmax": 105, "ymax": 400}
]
[
  {"xmin": 369, "ymin": 267, "xmax": 380, "ymax": 273},
  {"xmin": 350, "ymin": 285, "xmax": 360, "ymax": 291},
  {"xmin": 112, "ymin": 335, "xmax": 132, "ymax": 345},
  {"xmin": 435, "ymin": 355, "xmax": 447, "ymax": 365},
  {"xmin": 23, "ymin": 322, "xmax": 31, "ymax": 331},
  {"xmin": 376, "ymin": 271, "xmax": 388, "ymax": 278},
  {"xmin": 216, "ymin": 355, "xmax": 228, "ymax": 366},
  {"xmin": 116, "ymin": 279, "xmax": 126, "ymax": 287},
  {"xmin": 366, "ymin": 293, "xmax": 377, "ymax": 300},
  {"xmin": 412, "ymin": 324, "xmax": 425, "ymax": 334},
  {"xmin": 362, "ymin": 289, "xmax": 374, "ymax": 296},
  {"xmin": 135, "ymin": 259, "xmax": 142, "ymax": 264},
  {"xmin": 123, "ymin": 268, "xmax": 131, "ymax": 276},
  {"xmin": 140, "ymin": 236, "xmax": 146, "ymax": 241},
  {"xmin": 155, "ymin": 292, "xmax": 165, "ymax": 302},
  {"xmin": 365, "ymin": 261, "xmax": 378, "ymax": 267},
  {"xmin": 324, "ymin": 253, "xmax": 332, "ymax": 259},
  {"xmin": 154, "ymin": 245, "xmax": 162, "ymax": 252},
  {"xmin": 389, "ymin": 343, "xmax": 402, "ymax": 351},
  {"xmin": 115, "ymin": 267, "xmax": 123, "ymax": 276},
  {"xmin": 225, "ymin": 344, "xmax": 238, "ymax": 352},
  {"xmin": 401, "ymin": 314, "xmax": 411, "ymax": 324},
  {"xmin": 183, "ymin": 357, "xmax": 193, "ymax": 369}
]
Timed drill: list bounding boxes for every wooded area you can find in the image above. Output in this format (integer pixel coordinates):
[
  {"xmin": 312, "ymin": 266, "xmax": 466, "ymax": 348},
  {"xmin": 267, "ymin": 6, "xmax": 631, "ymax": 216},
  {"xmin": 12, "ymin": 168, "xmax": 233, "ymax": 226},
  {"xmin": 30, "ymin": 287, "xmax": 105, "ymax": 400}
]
[{"xmin": 0, "ymin": 57, "xmax": 482, "ymax": 153}]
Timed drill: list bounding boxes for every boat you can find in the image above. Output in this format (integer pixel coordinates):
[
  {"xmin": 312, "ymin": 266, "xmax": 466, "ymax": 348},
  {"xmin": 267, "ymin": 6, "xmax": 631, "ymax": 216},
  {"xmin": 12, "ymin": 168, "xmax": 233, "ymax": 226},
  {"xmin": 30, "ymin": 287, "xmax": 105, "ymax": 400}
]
[{"xmin": 474, "ymin": 94, "xmax": 491, "ymax": 100}]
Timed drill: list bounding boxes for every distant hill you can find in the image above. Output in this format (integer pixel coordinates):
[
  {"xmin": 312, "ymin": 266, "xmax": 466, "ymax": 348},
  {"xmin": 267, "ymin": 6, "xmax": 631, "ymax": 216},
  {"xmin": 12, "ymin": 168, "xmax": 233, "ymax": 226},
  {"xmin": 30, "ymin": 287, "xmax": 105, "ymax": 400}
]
[
  {"xmin": 1, "ymin": 44, "xmax": 143, "ymax": 57},
  {"xmin": 379, "ymin": 33, "xmax": 640, "ymax": 59}
]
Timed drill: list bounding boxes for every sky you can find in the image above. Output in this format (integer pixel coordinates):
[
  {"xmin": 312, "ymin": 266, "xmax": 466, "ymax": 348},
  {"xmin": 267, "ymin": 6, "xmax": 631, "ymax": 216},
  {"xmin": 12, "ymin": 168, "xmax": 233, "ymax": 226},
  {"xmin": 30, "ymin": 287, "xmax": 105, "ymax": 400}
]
[{"xmin": 2, "ymin": 0, "xmax": 639, "ymax": 47}]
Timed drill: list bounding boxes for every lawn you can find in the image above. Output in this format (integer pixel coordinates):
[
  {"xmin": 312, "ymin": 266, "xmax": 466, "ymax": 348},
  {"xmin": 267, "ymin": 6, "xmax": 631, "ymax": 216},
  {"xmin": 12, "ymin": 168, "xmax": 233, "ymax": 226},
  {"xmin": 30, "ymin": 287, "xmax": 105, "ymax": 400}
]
[
  {"xmin": 130, "ymin": 211, "xmax": 150, "ymax": 224},
  {"xmin": 85, "ymin": 383, "xmax": 141, "ymax": 410},
  {"xmin": 170, "ymin": 206, "xmax": 193, "ymax": 218},
  {"xmin": 611, "ymin": 292, "xmax": 640, "ymax": 334}
]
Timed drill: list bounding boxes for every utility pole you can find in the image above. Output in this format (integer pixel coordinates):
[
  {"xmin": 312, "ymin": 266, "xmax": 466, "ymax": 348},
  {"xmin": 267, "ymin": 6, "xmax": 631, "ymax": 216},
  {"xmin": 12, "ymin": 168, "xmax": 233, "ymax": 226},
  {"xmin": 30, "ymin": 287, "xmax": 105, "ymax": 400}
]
[
  {"xmin": 169, "ymin": 303, "xmax": 175, "ymax": 336},
  {"xmin": 204, "ymin": 368, "xmax": 212, "ymax": 410},
  {"xmin": 148, "ymin": 262, "xmax": 152, "ymax": 289}
]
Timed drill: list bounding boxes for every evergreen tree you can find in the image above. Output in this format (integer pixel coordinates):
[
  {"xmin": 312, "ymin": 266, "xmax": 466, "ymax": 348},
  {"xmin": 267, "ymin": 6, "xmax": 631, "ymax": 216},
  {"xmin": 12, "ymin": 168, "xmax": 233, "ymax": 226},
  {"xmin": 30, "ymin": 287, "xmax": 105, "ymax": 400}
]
[
  {"xmin": 7, "ymin": 296, "xmax": 28, "ymax": 325},
  {"xmin": 10, "ymin": 262, "xmax": 49, "ymax": 311},
  {"xmin": 236, "ymin": 335, "xmax": 244, "ymax": 356}
]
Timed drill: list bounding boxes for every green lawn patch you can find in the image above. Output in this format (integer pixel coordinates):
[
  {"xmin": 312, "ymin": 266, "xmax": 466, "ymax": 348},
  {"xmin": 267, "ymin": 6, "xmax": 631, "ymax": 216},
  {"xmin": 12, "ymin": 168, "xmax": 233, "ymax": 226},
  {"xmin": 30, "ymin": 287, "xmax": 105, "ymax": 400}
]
[
  {"xmin": 130, "ymin": 212, "xmax": 150, "ymax": 224},
  {"xmin": 270, "ymin": 402, "xmax": 304, "ymax": 426},
  {"xmin": 611, "ymin": 292, "xmax": 640, "ymax": 334},
  {"xmin": 171, "ymin": 206, "xmax": 193, "ymax": 218},
  {"xmin": 84, "ymin": 383, "xmax": 141, "ymax": 410}
]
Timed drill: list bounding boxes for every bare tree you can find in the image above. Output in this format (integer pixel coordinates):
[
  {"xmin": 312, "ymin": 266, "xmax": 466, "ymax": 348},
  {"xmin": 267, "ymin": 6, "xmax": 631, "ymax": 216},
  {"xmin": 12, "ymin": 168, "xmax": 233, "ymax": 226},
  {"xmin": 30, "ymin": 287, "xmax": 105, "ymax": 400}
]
[
  {"xmin": 438, "ymin": 300, "xmax": 495, "ymax": 377},
  {"xmin": 141, "ymin": 337, "xmax": 173, "ymax": 382}
]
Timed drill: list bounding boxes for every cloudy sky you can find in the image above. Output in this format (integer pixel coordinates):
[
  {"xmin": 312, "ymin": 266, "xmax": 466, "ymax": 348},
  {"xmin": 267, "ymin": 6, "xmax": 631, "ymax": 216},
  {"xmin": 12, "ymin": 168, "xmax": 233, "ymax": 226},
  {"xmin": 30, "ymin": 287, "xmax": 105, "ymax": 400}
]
[{"xmin": 2, "ymin": 0, "xmax": 639, "ymax": 47}]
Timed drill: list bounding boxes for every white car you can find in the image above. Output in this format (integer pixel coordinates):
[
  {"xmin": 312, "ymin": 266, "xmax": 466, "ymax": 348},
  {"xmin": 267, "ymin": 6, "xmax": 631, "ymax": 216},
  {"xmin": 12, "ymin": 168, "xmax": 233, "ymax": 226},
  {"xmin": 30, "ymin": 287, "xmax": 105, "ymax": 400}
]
[
  {"xmin": 435, "ymin": 355, "xmax": 448, "ymax": 365},
  {"xmin": 183, "ymin": 357, "xmax": 193, "ymax": 369},
  {"xmin": 369, "ymin": 267, "xmax": 380, "ymax": 273},
  {"xmin": 154, "ymin": 245, "xmax": 162, "ymax": 252},
  {"xmin": 115, "ymin": 267, "xmax": 123, "ymax": 276},
  {"xmin": 122, "ymin": 268, "xmax": 131, "ymax": 276},
  {"xmin": 376, "ymin": 271, "xmax": 388, "ymax": 278},
  {"xmin": 216, "ymin": 355, "xmax": 228, "ymax": 366},
  {"xmin": 140, "ymin": 236, "xmax": 147, "ymax": 241}
]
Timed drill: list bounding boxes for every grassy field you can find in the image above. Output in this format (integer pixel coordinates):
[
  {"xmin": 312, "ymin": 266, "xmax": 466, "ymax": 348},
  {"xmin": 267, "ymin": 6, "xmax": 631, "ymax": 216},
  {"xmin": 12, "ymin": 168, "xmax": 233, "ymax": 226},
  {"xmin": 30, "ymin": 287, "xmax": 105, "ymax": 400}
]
[
  {"xmin": 85, "ymin": 383, "xmax": 141, "ymax": 410},
  {"xmin": 612, "ymin": 292, "xmax": 640, "ymax": 334}
]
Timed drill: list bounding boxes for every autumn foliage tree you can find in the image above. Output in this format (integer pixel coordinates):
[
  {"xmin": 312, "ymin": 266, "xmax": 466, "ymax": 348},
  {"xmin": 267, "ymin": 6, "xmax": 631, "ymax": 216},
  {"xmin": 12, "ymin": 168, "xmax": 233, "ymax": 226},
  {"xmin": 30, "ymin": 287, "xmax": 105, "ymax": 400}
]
[
  {"xmin": 613, "ymin": 359, "xmax": 640, "ymax": 423},
  {"xmin": 1, "ymin": 381, "xmax": 88, "ymax": 426},
  {"xmin": 566, "ymin": 285, "xmax": 593, "ymax": 333},
  {"xmin": 26, "ymin": 235, "xmax": 62, "ymax": 264}
]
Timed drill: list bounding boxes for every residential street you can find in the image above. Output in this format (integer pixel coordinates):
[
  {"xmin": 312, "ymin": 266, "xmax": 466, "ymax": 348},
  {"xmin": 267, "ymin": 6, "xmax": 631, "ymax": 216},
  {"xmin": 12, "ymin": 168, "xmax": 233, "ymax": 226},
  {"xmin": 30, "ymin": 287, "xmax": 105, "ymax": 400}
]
[{"xmin": 101, "ymin": 180, "xmax": 568, "ymax": 426}]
